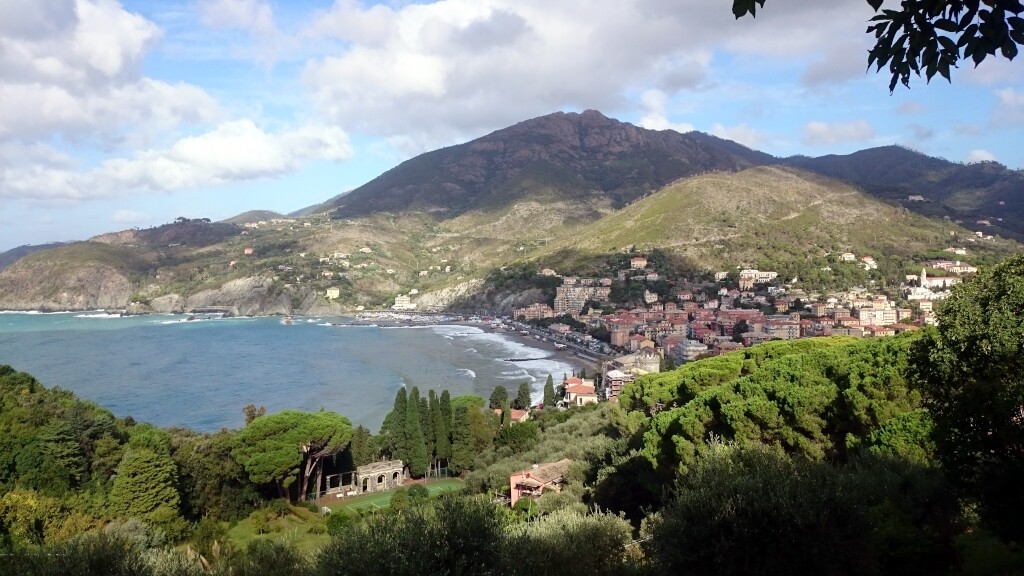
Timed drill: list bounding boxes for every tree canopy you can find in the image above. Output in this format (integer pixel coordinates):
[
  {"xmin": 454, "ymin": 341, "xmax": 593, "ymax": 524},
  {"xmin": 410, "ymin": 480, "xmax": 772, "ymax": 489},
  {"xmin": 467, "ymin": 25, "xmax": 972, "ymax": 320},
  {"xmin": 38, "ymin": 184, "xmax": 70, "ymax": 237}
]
[
  {"xmin": 232, "ymin": 410, "xmax": 352, "ymax": 501},
  {"xmin": 910, "ymin": 253, "xmax": 1024, "ymax": 542},
  {"xmin": 733, "ymin": 0, "xmax": 1024, "ymax": 91}
]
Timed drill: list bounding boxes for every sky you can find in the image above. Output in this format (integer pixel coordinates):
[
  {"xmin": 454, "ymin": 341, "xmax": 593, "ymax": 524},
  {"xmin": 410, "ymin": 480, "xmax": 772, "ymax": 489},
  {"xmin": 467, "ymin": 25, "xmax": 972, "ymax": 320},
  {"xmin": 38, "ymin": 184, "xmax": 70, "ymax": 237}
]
[{"xmin": 2, "ymin": 0, "xmax": 1023, "ymax": 251}]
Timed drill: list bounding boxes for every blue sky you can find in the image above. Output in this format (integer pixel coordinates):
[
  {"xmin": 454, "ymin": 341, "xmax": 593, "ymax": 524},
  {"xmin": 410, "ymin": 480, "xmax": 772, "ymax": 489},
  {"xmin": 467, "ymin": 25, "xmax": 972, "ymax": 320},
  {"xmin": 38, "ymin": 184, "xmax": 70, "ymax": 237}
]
[{"xmin": 2, "ymin": 0, "xmax": 1022, "ymax": 251}]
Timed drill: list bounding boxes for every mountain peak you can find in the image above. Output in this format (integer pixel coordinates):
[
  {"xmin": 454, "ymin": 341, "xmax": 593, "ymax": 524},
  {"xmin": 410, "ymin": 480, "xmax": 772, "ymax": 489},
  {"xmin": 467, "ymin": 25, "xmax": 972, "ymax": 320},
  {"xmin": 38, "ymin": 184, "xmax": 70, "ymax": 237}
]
[{"xmin": 324, "ymin": 110, "xmax": 773, "ymax": 220}]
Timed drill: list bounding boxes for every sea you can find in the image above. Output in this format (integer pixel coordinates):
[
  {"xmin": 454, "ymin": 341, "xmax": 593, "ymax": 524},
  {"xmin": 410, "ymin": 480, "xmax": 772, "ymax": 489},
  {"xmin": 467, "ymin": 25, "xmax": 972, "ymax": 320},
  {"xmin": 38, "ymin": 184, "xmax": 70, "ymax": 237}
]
[{"xmin": 0, "ymin": 312, "xmax": 579, "ymax": 433}]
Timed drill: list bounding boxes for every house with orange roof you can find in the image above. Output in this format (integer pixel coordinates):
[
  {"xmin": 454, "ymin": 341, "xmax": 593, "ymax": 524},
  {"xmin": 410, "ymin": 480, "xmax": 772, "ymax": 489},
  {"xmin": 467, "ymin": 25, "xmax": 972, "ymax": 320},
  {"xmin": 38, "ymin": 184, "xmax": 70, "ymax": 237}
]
[
  {"xmin": 509, "ymin": 459, "xmax": 572, "ymax": 507},
  {"xmin": 493, "ymin": 408, "xmax": 531, "ymax": 424}
]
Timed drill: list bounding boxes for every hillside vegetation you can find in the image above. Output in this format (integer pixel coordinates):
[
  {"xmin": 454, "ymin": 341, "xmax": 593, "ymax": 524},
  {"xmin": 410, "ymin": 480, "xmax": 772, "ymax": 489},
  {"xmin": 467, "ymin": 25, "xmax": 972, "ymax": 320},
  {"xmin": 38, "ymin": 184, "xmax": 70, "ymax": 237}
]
[{"xmin": 538, "ymin": 166, "xmax": 994, "ymax": 272}]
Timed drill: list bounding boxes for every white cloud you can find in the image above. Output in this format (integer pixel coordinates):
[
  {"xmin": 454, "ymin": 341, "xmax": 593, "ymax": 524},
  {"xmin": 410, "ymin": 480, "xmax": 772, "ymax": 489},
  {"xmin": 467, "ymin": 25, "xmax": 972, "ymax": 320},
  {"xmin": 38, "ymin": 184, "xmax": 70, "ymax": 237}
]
[
  {"xmin": 111, "ymin": 209, "xmax": 149, "ymax": 224},
  {"xmin": 965, "ymin": 149, "xmax": 997, "ymax": 163},
  {"xmin": 0, "ymin": 0, "xmax": 219, "ymax": 145},
  {"xmin": 304, "ymin": 1, "xmax": 817, "ymax": 151},
  {"xmin": 637, "ymin": 90, "xmax": 694, "ymax": 133},
  {"xmin": 995, "ymin": 88, "xmax": 1024, "ymax": 124},
  {"xmin": 802, "ymin": 120, "xmax": 875, "ymax": 146},
  {"xmin": 710, "ymin": 123, "xmax": 767, "ymax": 148},
  {"xmin": 0, "ymin": 120, "xmax": 353, "ymax": 201}
]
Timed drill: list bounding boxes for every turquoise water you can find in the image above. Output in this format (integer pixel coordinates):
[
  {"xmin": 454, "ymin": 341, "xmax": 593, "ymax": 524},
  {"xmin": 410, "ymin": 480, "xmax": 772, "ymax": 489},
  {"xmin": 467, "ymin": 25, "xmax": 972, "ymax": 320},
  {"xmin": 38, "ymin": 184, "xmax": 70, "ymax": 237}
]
[{"xmin": 0, "ymin": 312, "xmax": 577, "ymax": 432}]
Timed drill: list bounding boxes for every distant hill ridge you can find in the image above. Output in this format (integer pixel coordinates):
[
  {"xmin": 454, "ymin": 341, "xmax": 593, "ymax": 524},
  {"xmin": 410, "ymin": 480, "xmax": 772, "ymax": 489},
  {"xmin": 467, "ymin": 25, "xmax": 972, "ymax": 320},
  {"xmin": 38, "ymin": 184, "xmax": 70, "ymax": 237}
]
[{"xmin": 222, "ymin": 210, "xmax": 284, "ymax": 225}]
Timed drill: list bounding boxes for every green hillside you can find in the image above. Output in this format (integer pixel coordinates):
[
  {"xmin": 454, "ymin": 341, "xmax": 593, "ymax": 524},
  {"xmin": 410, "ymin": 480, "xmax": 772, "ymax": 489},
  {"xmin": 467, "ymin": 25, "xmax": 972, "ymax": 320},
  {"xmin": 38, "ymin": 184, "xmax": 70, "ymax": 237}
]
[{"xmin": 536, "ymin": 165, "xmax": 1015, "ymax": 273}]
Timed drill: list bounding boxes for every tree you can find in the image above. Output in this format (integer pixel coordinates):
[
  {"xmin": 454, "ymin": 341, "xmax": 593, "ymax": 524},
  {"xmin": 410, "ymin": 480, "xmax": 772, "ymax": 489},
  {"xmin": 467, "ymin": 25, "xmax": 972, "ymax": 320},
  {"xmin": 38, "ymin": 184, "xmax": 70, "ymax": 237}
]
[
  {"xmin": 380, "ymin": 388, "xmax": 408, "ymax": 461},
  {"xmin": 242, "ymin": 404, "xmax": 266, "ymax": 425},
  {"xmin": 405, "ymin": 388, "xmax": 429, "ymax": 477},
  {"xmin": 543, "ymin": 375, "xmax": 556, "ymax": 408},
  {"xmin": 108, "ymin": 448, "xmax": 183, "ymax": 534},
  {"xmin": 171, "ymin": 429, "xmax": 259, "ymax": 521},
  {"xmin": 440, "ymin": 390, "xmax": 453, "ymax": 433},
  {"xmin": 420, "ymin": 393, "xmax": 434, "ymax": 458},
  {"xmin": 349, "ymin": 426, "xmax": 376, "ymax": 468},
  {"xmin": 449, "ymin": 407, "xmax": 475, "ymax": 474},
  {"xmin": 430, "ymin": 392, "xmax": 450, "ymax": 463},
  {"xmin": 489, "ymin": 386, "xmax": 509, "ymax": 409},
  {"xmin": 232, "ymin": 410, "xmax": 353, "ymax": 501},
  {"xmin": 494, "ymin": 421, "xmax": 539, "ymax": 453},
  {"xmin": 910, "ymin": 254, "xmax": 1024, "ymax": 541},
  {"xmin": 513, "ymin": 382, "xmax": 532, "ymax": 411},
  {"xmin": 733, "ymin": 0, "xmax": 1024, "ymax": 91},
  {"xmin": 500, "ymin": 398, "xmax": 512, "ymax": 427}
]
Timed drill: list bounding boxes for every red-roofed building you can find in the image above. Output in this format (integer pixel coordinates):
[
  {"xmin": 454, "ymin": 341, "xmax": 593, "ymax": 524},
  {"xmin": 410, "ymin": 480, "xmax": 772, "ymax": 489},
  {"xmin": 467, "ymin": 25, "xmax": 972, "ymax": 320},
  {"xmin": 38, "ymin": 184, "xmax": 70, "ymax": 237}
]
[
  {"xmin": 509, "ymin": 459, "xmax": 572, "ymax": 507},
  {"xmin": 494, "ymin": 408, "xmax": 531, "ymax": 424}
]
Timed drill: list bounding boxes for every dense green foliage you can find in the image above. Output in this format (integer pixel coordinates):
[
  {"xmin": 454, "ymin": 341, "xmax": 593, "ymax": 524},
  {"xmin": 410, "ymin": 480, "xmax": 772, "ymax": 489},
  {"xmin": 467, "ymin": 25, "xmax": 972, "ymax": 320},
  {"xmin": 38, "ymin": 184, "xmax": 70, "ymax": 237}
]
[
  {"xmin": 648, "ymin": 445, "xmax": 960, "ymax": 575},
  {"xmin": 911, "ymin": 253, "xmax": 1024, "ymax": 542},
  {"xmin": 623, "ymin": 336, "xmax": 926, "ymax": 475}
]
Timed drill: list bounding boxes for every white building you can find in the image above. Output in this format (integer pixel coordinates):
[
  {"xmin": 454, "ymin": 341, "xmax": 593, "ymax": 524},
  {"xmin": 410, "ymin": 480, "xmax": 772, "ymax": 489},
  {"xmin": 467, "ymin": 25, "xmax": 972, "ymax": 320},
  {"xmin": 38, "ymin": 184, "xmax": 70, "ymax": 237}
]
[{"xmin": 392, "ymin": 294, "xmax": 417, "ymax": 310}]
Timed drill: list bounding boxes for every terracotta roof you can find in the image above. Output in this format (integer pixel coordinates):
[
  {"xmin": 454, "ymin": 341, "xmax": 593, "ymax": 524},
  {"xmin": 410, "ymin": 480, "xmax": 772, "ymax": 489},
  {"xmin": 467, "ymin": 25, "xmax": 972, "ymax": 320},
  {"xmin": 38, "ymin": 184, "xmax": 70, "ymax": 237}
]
[
  {"xmin": 566, "ymin": 384, "xmax": 596, "ymax": 396},
  {"xmin": 517, "ymin": 459, "xmax": 572, "ymax": 485}
]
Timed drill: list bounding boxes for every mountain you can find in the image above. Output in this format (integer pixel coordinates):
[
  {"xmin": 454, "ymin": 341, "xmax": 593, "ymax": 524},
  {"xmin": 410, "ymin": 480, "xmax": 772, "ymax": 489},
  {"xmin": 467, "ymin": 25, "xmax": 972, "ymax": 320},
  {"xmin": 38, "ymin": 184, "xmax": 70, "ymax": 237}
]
[
  {"xmin": 325, "ymin": 110, "xmax": 773, "ymax": 219},
  {"xmin": 221, "ymin": 210, "xmax": 284, "ymax": 225},
  {"xmin": 0, "ymin": 243, "xmax": 68, "ymax": 272},
  {"xmin": 1, "ymin": 111, "xmax": 1020, "ymax": 313},
  {"xmin": 783, "ymin": 146, "xmax": 1024, "ymax": 240}
]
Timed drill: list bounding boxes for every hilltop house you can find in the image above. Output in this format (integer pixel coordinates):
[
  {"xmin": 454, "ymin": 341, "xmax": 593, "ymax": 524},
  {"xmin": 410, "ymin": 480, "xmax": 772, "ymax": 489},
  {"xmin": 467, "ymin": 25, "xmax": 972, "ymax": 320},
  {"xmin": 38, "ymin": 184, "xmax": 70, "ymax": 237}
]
[{"xmin": 509, "ymin": 459, "xmax": 572, "ymax": 507}]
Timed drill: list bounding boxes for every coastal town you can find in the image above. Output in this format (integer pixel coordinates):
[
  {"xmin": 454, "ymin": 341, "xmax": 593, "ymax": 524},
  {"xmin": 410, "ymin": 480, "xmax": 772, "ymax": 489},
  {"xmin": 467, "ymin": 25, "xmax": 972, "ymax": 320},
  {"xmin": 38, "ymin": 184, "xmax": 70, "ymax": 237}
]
[{"xmin": 466, "ymin": 250, "xmax": 982, "ymax": 406}]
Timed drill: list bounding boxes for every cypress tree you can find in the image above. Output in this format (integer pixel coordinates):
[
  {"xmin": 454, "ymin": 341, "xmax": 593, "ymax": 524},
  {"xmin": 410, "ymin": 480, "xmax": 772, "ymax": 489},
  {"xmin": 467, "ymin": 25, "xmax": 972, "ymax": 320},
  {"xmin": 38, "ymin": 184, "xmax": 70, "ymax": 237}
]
[
  {"xmin": 514, "ymin": 382, "xmax": 532, "ymax": 411},
  {"xmin": 579, "ymin": 367, "xmax": 587, "ymax": 379},
  {"xmin": 449, "ymin": 406, "xmax": 475, "ymax": 474},
  {"xmin": 382, "ymin": 388, "xmax": 408, "ymax": 461},
  {"xmin": 431, "ymin": 391, "xmax": 450, "ymax": 462},
  {"xmin": 350, "ymin": 425, "xmax": 375, "ymax": 467},
  {"xmin": 406, "ymin": 387, "xmax": 429, "ymax": 477},
  {"xmin": 440, "ymin": 390, "xmax": 453, "ymax": 435},
  {"xmin": 501, "ymin": 398, "xmax": 512, "ymax": 427},
  {"xmin": 489, "ymin": 385, "xmax": 508, "ymax": 409},
  {"xmin": 543, "ymin": 374, "xmax": 555, "ymax": 408},
  {"xmin": 420, "ymin": 394, "xmax": 433, "ymax": 457}
]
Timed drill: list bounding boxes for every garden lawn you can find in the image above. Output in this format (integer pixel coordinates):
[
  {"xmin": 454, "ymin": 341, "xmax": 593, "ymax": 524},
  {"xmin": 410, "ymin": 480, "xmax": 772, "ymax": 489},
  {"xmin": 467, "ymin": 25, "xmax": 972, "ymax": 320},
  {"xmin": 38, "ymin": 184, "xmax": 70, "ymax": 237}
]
[{"xmin": 325, "ymin": 479, "xmax": 465, "ymax": 514}]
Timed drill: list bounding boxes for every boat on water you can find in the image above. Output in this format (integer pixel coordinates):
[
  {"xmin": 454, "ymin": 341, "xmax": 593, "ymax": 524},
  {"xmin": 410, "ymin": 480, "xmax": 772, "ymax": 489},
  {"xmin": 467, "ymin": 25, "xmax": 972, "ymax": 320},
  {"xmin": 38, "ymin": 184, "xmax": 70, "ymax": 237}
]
[
  {"xmin": 282, "ymin": 316, "xmax": 293, "ymax": 325},
  {"xmin": 554, "ymin": 343, "xmax": 567, "ymax": 351}
]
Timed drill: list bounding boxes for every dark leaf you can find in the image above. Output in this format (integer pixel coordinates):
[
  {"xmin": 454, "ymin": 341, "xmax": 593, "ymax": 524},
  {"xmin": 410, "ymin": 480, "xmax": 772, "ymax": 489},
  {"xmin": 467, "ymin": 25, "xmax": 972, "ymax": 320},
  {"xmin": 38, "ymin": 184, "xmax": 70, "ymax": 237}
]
[
  {"xmin": 973, "ymin": 47, "xmax": 987, "ymax": 65},
  {"xmin": 939, "ymin": 60, "xmax": 952, "ymax": 82},
  {"xmin": 960, "ymin": 8, "xmax": 978, "ymax": 29},
  {"xmin": 867, "ymin": 0, "xmax": 883, "ymax": 11},
  {"xmin": 1002, "ymin": 37, "xmax": 1019, "ymax": 59},
  {"xmin": 934, "ymin": 18, "xmax": 958, "ymax": 32},
  {"xmin": 1011, "ymin": 29, "xmax": 1024, "ymax": 44},
  {"xmin": 1010, "ymin": 16, "xmax": 1024, "ymax": 30},
  {"xmin": 938, "ymin": 35, "xmax": 958, "ymax": 53}
]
